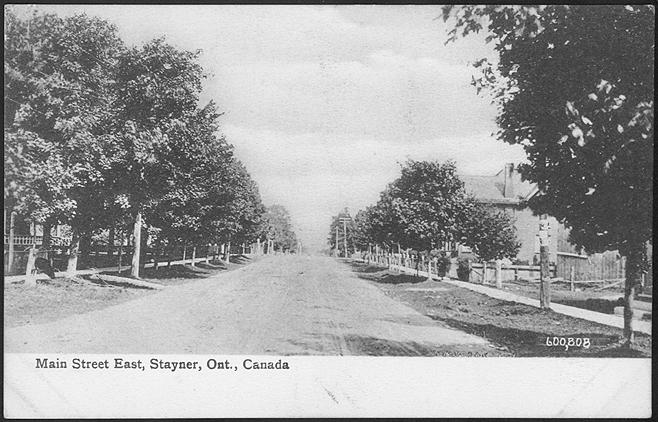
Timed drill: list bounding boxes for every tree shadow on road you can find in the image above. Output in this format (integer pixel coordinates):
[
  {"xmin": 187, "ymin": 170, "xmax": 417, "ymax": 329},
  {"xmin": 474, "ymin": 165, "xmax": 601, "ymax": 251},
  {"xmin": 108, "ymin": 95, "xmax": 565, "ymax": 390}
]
[
  {"xmin": 230, "ymin": 254, "xmax": 251, "ymax": 264},
  {"xmin": 347, "ymin": 261, "xmax": 386, "ymax": 273},
  {"xmin": 105, "ymin": 265, "xmax": 208, "ymax": 280},
  {"xmin": 347, "ymin": 261, "xmax": 426, "ymax": 285}
]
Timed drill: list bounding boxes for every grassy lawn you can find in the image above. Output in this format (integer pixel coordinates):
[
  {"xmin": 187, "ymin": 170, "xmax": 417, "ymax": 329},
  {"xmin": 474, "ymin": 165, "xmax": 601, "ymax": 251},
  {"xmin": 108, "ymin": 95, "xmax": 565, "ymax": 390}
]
[
  {"xmin": 350, "ymin": 261, "xmax": 652, "ymax": 357},
  {"xmin": 4, "ymin": 256, "xmax": 253, "ymax": 328}
]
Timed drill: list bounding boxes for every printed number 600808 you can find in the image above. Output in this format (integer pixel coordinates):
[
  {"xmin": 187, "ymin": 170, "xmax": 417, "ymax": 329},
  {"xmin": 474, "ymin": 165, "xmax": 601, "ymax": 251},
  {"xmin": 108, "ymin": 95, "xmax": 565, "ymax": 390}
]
[{"xmin": 545, "ymin": 336, "xmax": 590, "ymax": 351}]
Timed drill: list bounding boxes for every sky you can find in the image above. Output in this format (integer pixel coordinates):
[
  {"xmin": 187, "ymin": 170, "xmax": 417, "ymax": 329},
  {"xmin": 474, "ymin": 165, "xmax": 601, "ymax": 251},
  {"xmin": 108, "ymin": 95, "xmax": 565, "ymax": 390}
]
[{"xmin": 24, "ymin": 5, "xmax": 527, "ymax": 251}]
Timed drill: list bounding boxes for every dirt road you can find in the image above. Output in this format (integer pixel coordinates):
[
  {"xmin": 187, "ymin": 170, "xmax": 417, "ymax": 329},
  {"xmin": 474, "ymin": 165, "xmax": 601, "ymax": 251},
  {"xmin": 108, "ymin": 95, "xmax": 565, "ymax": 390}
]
[{"xmin": 5, "ymin": 255, "xmax": 492, "ymax": 355}]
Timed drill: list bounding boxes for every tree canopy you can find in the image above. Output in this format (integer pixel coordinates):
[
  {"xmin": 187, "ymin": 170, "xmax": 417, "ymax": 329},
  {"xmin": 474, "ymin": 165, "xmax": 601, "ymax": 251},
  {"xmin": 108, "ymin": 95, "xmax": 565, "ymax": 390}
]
[
  {"xmin": 4, "ymin": 7, "xmax": 269, "ymax": 271},
  {"xmin": 263, "ymin": 205, "xmax": 297, "ymax": 252},
  {"xmin": 442, "ymin": 5, "xmax": 654, "ymax": 342},
  {"xmin": 442, "ymin": 5, "xmax": 653, "ymax": 258},
  {"xmin": 339, "ymin": 160, "xmax": 519, "ymax": 262}
]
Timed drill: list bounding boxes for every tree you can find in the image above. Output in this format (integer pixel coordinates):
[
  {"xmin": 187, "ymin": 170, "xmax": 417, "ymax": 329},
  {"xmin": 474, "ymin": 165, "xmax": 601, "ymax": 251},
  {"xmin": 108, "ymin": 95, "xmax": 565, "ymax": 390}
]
[
  {"xmin": 372, "ymin": 160, "xmax": 471, "ymax": 253},
  {"xmin": 4, "ymin": 9, "xmax": 126, "ymax": 273},
  {"xmin": 111, "ymin": 38, "xmax": 205, "ymax": 277},
  {"xmin": 263, "ymin": 205, "xmax": 297, "ymax": 253},
  {"xmin": 351, "ymin": 208, "xmax": 375, "ymax": 253},
  {"xmin": 458, "ymin": 200, "xmax": 521, "ymax": 277},
  {"xmin": 442, "ymin": 5, "xmax": 654, "ymax": 344},
  {"xmin": 327, "ymin": 208, "xmax": 356, "ymax": 256}
]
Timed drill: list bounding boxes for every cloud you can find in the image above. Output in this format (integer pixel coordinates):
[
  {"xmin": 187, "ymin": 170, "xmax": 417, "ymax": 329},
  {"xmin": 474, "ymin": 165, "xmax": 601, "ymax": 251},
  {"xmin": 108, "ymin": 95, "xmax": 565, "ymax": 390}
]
[
  {"xmin": 25, "ymin": 4, "xmax": 521, "ymax": 250},
  {"xmin": 206, "ymin": 48, "xmax": 497, "ymax": 144},
  {"xmin": 225, "ymin": 125, "xmax": 526, "ymax": 249}
]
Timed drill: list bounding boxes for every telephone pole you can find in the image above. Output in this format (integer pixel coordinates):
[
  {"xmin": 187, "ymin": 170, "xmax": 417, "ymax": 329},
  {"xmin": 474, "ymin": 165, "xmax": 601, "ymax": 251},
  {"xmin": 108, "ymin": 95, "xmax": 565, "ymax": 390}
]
[
  {"xmin": 339, "ymin": 215, "xmax": 351, "ymax": 258},
  {"xmin": 343, "ymin": 219, "xmax": 347, "ymax": 258},
  {"xmin": 539, "ymin": 214, "xmax": 551, "ymax": 309}
]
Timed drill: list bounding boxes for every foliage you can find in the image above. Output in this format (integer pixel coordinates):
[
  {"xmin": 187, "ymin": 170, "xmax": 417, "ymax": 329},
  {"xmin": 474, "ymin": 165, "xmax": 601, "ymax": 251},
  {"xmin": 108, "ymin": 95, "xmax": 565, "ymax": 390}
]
[
  {"xmin": 442, "ymin": 5, "xmax": 654, "ymax": 260},
  {"xmin": 263, "ymin": 205, "xmax": 297, "ymax": 252},
  {"xmin": 4, "ymin": 8, "xmax": 269, "ymax": 260},
  {"xmin": 443, "ymin": 5, "xmax": 654, "ymax": 341},
  {"xmin": 435, "ymin": 255, "xmax": 452, "ymax": 277},
  {"xmin": 327, "ymin": 208, "xmax": 356, "ymax": 254},
  {"xmin": 4, "ymin": 9, "xmax": 125, "ymax": 234},
  {"xmin": 342, "ymin": 160, "xmax": 519, "ymax": 265},
  {"xmin": 459, "ymin": 201, "xmax": 521, "ymax": 261},
  {"xmin": 371, "ymin": 160, "xmax": 471, "ymax": 251},
  {"xmin": 350, "ymin": 208, "xmax": 374, "ymax": 251},
  {"xmin": 456, "ymin": 258, "xmax": 471, "ymax": 282}
]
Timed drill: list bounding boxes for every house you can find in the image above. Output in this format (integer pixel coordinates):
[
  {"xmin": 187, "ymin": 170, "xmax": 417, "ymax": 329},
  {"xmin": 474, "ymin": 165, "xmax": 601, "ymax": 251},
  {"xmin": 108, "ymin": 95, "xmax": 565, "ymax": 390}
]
[
  {"xmin": 459, "ymin": 164, "xmax": 634, "ymax": 284},
  {"xmin": 4, "ymin": 208, "xmax": 71, "ymax": 273},
  {"xmin": 460, "ymin": 163, "xmax": 550, "ymax": 263}
]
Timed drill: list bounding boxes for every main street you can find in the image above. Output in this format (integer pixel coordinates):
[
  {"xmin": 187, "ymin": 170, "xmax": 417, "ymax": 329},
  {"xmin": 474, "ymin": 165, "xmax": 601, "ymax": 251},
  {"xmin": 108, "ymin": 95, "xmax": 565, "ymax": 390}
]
[{"xmin": 5, "ymin": 255, "xmax": 491, "ymax": 355}]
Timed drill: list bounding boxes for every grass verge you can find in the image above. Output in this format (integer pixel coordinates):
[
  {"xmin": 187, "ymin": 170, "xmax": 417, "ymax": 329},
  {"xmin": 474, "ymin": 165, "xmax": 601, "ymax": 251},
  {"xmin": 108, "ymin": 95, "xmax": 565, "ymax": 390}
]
[
  {"xmin": 350, "ymin": 261, "xmax": 651, "ymax": 357},
  {"xmin": 4, "ymin": 255, "xmax": 253, "ymax": 328}
]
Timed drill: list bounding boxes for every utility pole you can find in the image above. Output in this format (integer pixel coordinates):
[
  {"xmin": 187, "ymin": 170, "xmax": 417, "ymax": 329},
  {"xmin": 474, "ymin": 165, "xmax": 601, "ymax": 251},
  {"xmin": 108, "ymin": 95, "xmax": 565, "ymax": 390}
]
[
  {"xmin": 339, "ymin": 215, "xmax": 351, "ymax": 258},
  {"xmin": 539, "ymin": 214, "xmax": 551, "ymax": 309},
  {"xmin": 343, "ymin": 219, "xmax": 347, "ymax": 258},
  {"xmin": 334, "ymin": 226, "xmax": 339, "ymax": 257}
]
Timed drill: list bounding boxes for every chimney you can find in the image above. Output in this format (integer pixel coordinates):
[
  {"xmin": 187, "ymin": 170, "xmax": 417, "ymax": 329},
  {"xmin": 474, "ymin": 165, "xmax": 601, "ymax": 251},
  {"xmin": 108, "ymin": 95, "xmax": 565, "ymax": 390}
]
[{"xmin": 503, "ymin": 163, "xmax": 514, "ymax": 198}]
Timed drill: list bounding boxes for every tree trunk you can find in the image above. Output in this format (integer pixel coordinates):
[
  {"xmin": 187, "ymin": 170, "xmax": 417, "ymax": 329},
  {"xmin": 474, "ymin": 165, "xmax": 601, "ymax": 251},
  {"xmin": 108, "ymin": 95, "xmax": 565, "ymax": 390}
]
[
  {"xmin": 80, "ymin": 233, "xmax": 91, "ymax": 260},
  {"xmin": 118, "ymin": 230, "xmax": 123, "ymax": 274},
  {"xmin": 224, "ymin": 240, "xmax": 231, "ymax": 262},
  {"xmin": 108, "ymin": 225, "xmax": 115, "ymax": 255},
  {"xmin": 191, "ymin": 246, "xmax": 197, "ymax": 267},
  {"xmin": 539, "ymin": 245, "xmax": 551, "ymax": 309},
  {"xmin": 25, "ymin": 246, "xmax": 38, "ymax": 287},
  {"xmin": 495, "ymin": 259, "xmax": 502, "ymax": 289},
  {"xmin": 7, "ymin": 211, "xmax": 16, "ymax": 273},
  {"xmin": 622, "ymin": 242, "xmax": 644, "ymax": 345},
  {"xmin": 139, "ymin": 226, "xmax": 148, "ymax": 271},
  {"xmin": 131, "ymin": 211, "xmax": 142, "ymax": 278},
  {"xmin": 66, "ymin": 229, "xmax": 80, "ymax": 277},
  {"xmin": 41, "ymin": 219, "xmax": 53, "ymax": 267},
  {"xmin": 154, "ymin": 248, "xmax": 159, "ymax": 272},
  {"xmin": 482, "ymin": 261, "xmax": 487, "ymax": 284}
]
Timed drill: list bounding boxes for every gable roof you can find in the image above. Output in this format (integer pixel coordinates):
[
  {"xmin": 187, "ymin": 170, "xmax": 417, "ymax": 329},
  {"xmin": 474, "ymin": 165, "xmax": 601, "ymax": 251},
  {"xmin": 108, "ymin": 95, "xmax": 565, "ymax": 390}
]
[{"xmin": 461, "ymin": 167, "xmax": 536, "ymax": 205}]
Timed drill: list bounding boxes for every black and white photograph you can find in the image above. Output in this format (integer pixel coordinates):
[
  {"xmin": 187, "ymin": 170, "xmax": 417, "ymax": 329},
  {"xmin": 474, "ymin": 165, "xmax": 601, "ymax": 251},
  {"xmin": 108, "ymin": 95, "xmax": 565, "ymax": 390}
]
[{"xmin": 3, "ymin": 4, "xmax": 653, "ymax": 418}]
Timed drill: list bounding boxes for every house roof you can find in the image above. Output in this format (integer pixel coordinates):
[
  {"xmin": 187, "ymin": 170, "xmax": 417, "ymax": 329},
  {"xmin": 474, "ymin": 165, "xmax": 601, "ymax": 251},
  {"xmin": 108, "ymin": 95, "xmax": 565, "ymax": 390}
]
[{"xmin": 461, "ymin": 167, "xmax": 536, "ymax": 205}]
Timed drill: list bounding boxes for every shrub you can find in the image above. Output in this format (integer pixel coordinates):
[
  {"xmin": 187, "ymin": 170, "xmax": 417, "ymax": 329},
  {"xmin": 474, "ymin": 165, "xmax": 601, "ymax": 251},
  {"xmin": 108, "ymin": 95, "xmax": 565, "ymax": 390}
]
[
  {"xmin": 457, "ymin": 258, "xmax": 471, "ymax": 282},
  {"xmin": 436, "ymin": 255, "xmax": 452, "ymax": 277}
]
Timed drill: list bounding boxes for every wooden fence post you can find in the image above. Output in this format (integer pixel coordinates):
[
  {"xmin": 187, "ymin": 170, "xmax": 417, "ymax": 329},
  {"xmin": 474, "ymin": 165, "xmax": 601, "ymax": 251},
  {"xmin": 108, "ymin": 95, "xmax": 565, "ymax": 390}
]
[{"xmin": 25, "ymin": 246, "xmax": 37, "ymax": 287}]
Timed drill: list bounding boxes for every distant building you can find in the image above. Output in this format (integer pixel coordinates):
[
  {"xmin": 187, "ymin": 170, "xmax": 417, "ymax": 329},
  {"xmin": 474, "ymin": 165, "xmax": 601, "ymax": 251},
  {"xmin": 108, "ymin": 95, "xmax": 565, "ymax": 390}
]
[{"xmin": 460, "ymin": 163, "xmax": 556, "ymax": 263}]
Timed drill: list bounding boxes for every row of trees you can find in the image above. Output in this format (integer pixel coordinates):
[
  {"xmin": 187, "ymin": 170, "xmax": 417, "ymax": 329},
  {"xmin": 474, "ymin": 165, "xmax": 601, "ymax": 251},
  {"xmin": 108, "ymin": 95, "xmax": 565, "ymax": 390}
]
[
  {"xmin": 441, "ymin": 5, "xmax": 653, "ymax": 344},
  {"xmin": 4, "ymin": 8, "xmax": 296, "ymax": 277},
  {"xmin": 329, "ymin": 160, "xmax": 520, "ymax": 265}
]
